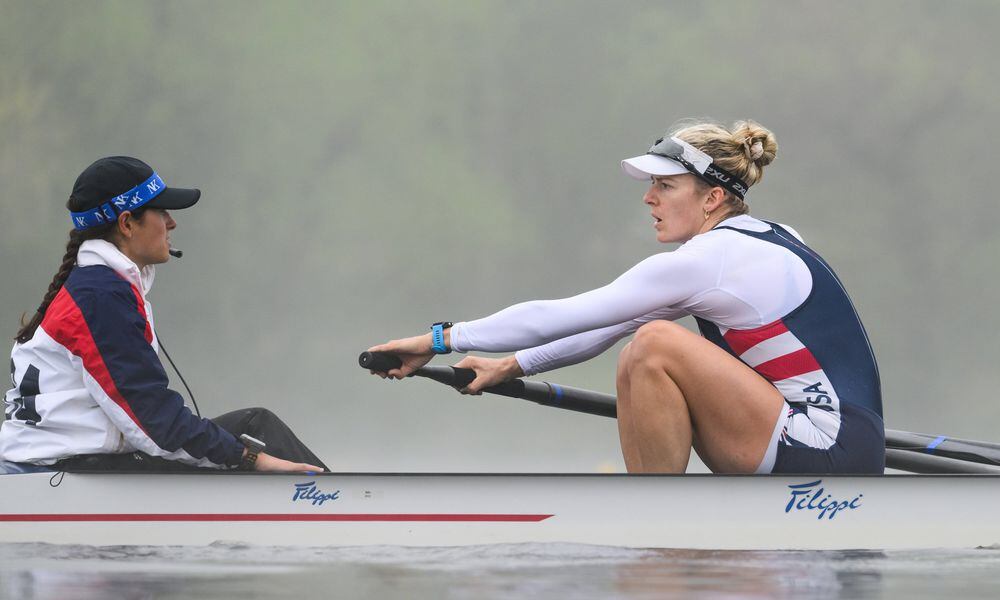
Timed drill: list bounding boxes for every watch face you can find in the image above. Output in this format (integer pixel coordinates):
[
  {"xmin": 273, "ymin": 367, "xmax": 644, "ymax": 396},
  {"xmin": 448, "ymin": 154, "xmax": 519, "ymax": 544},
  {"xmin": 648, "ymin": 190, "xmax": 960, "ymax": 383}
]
[{"xmin": 240, "ymin": 434, "xmax": 265, "ymax": 452}]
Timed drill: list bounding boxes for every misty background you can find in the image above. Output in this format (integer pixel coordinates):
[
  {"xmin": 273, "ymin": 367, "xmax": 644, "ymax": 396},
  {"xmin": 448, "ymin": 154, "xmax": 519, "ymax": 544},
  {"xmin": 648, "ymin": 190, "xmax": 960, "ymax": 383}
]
[{"xmin": 2, "ymin": 1, "xmax": 997, "ymax": 472}]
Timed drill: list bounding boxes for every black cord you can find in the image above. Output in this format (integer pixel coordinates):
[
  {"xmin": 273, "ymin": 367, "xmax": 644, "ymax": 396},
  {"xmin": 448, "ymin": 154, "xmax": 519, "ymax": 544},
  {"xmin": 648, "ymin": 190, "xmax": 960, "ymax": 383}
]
[{"xmin": 156, "ymin": 333, "xmax": 202, "ymax": 418}]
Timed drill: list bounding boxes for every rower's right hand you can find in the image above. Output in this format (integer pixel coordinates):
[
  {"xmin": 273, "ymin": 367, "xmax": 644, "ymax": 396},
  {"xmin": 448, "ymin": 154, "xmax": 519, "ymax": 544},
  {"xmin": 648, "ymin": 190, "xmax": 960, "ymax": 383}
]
[
  {"xmin": 367, "ymin": 334, "xmax": 435, "ymax": 379},
  {"xmin": 254, "ymin": 452, "xmax": 324, "ymax": 473},
  {"xmin": 453, "ymin": 354, "xmax": 524, "ymax": 394}
]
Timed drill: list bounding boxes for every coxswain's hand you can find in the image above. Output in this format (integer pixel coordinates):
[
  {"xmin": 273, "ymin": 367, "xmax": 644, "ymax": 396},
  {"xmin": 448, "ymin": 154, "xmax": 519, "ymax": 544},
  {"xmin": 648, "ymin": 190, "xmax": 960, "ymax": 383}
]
[
  {"xmin": 254, "ymin": 452, "xmax": 324, "ymax": 473},
  {"xmin": 452, "ymin": 355, "xmax": 524, "ymax": 395},
  {"xmin": 367, "ymin": 334, "xmax": 435, "ymax": 379}
]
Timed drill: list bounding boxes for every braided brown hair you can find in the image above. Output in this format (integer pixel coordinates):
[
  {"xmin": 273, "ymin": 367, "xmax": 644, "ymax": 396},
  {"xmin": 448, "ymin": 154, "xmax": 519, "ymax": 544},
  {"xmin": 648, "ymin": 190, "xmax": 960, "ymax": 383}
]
[
  {"xmin": 14, "ymin": 204, "xmax": 148, "ymax": 344},
  {"xmin": 15, "ymin": 227, "xmax": 112, "ymax": 344}
]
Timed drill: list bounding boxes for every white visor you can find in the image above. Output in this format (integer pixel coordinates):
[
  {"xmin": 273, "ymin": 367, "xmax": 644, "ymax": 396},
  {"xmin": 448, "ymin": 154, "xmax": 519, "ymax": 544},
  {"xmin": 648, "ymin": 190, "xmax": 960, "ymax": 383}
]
[
  {"xmin": 621, "ymin": 136, "xmax": 714, "ymax": 180},
  {"xmin": 620, "ymin": 154, "xmax": 689, "ymax": 180}
]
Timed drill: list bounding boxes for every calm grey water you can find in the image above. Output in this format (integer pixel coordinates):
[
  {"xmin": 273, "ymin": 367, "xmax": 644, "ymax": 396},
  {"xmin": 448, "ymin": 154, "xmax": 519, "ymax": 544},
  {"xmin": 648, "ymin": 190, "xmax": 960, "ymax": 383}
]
[{"xmin": 2, "ymin": 543, "xmax": 999, "ymax": 599}]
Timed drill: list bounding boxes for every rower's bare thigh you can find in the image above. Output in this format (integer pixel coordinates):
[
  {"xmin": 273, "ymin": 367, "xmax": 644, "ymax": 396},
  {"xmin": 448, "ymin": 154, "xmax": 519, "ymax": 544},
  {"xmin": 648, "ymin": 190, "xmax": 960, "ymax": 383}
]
[{"xmin": 628, "ymin": 320, "xmax": 785, "ymax": 472}]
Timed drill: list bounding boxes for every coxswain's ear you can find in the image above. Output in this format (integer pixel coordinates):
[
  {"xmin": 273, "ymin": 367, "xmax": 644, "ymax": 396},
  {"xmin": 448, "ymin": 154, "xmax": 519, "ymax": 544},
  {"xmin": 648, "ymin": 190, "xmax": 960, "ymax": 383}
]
[{"xmin": 117, "ymin": 210, "xmax": 134, "ymax": 239}]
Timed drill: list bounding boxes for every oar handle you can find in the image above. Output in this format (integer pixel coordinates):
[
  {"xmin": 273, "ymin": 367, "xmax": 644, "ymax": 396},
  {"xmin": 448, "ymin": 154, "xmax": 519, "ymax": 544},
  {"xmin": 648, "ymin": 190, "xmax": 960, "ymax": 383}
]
[
  {"xmin": 358, "ymin": 351, "xmax": 403, "ymax": 372},
  {"xmin": 358, "ymin": 351, "xmax": 502, "ymax": 389}
]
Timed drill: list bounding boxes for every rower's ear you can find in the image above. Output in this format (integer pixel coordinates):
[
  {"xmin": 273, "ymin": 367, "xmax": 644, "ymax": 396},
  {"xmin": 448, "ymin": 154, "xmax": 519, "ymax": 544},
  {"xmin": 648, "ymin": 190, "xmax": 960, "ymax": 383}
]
[{"xmin": 702, "ymin": 187, "xmax": 727, "ymax": 213}]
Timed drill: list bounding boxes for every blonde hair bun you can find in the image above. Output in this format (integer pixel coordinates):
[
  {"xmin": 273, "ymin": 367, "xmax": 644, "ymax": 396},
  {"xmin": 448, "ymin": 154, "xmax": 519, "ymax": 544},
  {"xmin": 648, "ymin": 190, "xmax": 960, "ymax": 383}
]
[
  {"xmin": 671, "ymin": 118, "xmax": 778, "ymax": 192},
  {"xmin": 732, "ymin": 119, "xmax": 777, "ymax": 168}
]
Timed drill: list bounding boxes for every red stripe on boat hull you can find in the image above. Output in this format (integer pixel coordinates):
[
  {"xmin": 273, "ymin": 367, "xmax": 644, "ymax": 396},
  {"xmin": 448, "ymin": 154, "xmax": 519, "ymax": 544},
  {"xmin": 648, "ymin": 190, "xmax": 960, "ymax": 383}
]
[{"xmin": 0, "ymin": 513, "xmax": 553, "ymax": 523}]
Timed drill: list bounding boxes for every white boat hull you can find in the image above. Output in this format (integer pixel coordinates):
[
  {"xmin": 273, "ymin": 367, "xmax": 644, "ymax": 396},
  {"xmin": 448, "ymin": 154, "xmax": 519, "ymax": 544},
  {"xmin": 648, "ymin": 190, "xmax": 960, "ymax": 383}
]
[{"xmin": 1, "ymin": 472, "xmax": 997, "ymax": 550}]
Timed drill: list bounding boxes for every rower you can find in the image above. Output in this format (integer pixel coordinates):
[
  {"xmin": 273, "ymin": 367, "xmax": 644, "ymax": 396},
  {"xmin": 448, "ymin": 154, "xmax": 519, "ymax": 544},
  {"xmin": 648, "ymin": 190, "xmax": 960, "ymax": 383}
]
[
  {"xmin": 368, "ymin": 119, "xmax": 884, "ymax": 475},
  {"xmin": 0, "ymin": 157, "xmax": 327, "ymax": 474}
]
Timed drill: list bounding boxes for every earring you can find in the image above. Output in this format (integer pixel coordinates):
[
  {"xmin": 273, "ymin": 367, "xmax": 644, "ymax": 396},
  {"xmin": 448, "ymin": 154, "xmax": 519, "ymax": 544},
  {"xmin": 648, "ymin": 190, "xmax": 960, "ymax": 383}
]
[{"xmin": 704, "ymin": 210, "xmax": 711, "ymax": 221}]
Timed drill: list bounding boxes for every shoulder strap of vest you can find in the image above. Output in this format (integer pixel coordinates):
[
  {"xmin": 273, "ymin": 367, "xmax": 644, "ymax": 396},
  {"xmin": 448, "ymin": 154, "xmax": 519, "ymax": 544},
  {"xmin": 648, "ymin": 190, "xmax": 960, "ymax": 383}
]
[
  {"xmin": 710, "ymin": 220, "xmax": 776, "ymax": 236},
  {"xmin": 713, "ymin": 220, "xmax": 797, "ymax": 241},
  {"xmin": 760, "ymin": 220, "xmax": 792, "ymax": 237}
]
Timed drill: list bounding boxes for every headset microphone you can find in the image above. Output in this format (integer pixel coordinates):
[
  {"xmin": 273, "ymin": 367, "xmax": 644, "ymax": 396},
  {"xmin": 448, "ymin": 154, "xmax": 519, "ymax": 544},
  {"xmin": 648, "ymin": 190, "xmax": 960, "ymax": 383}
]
[{"xmin": 169, "ymin": 248, "xmax": 183, "ymax": 258}]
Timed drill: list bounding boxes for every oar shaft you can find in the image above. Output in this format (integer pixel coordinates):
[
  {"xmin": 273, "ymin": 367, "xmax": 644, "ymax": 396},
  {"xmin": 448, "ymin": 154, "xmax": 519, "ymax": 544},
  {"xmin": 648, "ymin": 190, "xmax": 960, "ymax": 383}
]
[
  {"xmin": 884, "ymin": 449, "xmax": 1000, "ymax": 474},
  {"xmin": 885, "ymin": 429, "xmax": 1000, "ymax": 467},
  {"xmin": 419, "ymin": 366, "xmax": 618, "ymax": 418}
]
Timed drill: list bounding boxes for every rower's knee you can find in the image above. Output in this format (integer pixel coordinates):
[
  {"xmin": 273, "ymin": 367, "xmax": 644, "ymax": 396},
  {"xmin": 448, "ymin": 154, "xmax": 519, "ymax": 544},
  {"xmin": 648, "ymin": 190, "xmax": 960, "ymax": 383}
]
[
  {"xmin": 617, "ymin": 341, "xmax": 634, "ymax": 385},
  {"xmin": 633, "ymin": 320, "xmax": 686, "ymax": 346},
  {"xmin": 627, "ymin": 320, "xmax": 688, "ymax": 373},
  {"xmin": 616, "ymin": 342, "xmax": 634, "ymax": 410}
]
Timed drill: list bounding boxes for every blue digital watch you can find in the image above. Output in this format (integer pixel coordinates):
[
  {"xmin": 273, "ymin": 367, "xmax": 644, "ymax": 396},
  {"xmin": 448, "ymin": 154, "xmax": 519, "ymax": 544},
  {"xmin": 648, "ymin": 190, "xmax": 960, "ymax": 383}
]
[{"xmin": 430, "ymin": 321, "xmax": 453, "ymax": 354}]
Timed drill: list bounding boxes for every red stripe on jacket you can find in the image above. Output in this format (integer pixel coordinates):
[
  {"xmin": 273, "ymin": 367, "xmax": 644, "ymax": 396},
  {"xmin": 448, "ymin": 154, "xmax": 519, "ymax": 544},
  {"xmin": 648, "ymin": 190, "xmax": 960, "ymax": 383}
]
[
  {"xmin": 128, "ymin": 283, "xmax": 154, "ymax": 344},
  {"xmin": 41, "ymin": 287, "xmax": 148, "ymax": 434}
]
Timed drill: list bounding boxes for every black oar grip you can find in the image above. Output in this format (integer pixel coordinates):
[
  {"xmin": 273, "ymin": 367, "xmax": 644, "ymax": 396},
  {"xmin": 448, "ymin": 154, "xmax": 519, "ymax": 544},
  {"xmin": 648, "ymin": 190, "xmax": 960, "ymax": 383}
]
[
  {"xmin": 450, "ymin": 367, "xmax": 476, "ymax": 388},
  {"xmin": 358, "ymin": 353, "xmax": 478, "ymax": 388},
  {"xmin": 359, "ymin": 351, "xmax": 402, "ymax": 372},
  {"xmin": 418, "ymin": 366, "xmax": 526, "ymax": 394}
]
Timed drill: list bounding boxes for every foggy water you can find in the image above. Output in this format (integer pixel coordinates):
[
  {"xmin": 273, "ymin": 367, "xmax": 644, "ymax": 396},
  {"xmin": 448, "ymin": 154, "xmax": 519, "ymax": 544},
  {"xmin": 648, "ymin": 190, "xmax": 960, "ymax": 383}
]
[{"xmin": 2, "ymin": 542, "xmax": 999, "ymax": 600}]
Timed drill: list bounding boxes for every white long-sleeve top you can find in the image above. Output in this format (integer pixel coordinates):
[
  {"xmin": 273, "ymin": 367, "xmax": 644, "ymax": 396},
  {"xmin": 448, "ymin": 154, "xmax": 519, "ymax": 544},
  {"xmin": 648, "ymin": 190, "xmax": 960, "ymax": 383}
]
[{"xmin": 449, "ymin": 215, "xmax": 810, "ymax": 376}]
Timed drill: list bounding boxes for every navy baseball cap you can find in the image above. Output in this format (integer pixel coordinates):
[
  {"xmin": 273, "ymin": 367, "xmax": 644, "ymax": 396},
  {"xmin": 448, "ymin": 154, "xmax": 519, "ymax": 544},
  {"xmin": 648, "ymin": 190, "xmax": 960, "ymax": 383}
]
[{"xmin": 68, "ymin": 156, "xmax": 200, "ymax": 230}]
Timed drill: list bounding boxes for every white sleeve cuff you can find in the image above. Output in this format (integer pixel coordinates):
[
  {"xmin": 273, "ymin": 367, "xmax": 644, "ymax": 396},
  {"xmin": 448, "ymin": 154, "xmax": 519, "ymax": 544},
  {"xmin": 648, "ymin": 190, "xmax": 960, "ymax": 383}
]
[
  {"xmin": 449, "ymin": 322, "xmax": 469, "ymax": 353},
  {"xmin": 513, "ymin": 350, "xmax": 536, "ymax": 376}
]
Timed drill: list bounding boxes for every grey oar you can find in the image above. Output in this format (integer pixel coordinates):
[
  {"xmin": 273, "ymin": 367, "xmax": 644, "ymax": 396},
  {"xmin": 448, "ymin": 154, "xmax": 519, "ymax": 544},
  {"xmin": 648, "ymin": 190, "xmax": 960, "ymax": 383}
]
[
  {"xmin": 883, "ymin": 429, "xmax": 1000, "ymax": 467},
  {"xmin": 885, "ymin": 449, "xmax": 1000, "ymax": 474},
  {"xmin": 359, "ymin": 351, "xmax": 1000, "ymax": 474}
]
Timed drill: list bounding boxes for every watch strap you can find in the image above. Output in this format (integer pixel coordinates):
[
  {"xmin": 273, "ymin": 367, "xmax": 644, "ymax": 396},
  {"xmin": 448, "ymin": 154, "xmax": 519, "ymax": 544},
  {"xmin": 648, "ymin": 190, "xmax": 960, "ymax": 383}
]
[
  {"xmin": 431, "ymin": 321, "xmax": 453, "ymax": 354},
  {"xmin": 239, "ymin": 434, "xmax": 266, "ymax": 471}
]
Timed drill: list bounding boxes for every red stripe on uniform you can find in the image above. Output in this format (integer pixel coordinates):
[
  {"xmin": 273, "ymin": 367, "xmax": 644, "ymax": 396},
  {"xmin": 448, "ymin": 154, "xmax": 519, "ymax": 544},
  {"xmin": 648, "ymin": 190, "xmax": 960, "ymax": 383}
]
[
  {"xmin": 40, "ymin": 287, "xmax": 148, "ymax": 434},
  {"xmin": 128, "ymin": 284, "xmax": 153, "ymax": 344},
  {"xmin": 754, "ymin": 347, "xmax": 821, "ymax": 382},
  {"xmin": 723, "ymin": 319, "xmax": 789, "ymax": 356}
]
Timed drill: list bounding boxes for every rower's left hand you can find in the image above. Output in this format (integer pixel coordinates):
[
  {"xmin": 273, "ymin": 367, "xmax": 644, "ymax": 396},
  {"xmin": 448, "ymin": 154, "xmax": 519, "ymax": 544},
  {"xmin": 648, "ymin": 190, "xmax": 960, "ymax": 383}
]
[
  {"xmin": 453, "ymin": 355, "xmax": 524, "ymax": 395},
  {"xmin": 368, "ymin": 334, "xmax": 434, "ymax": 379}
]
